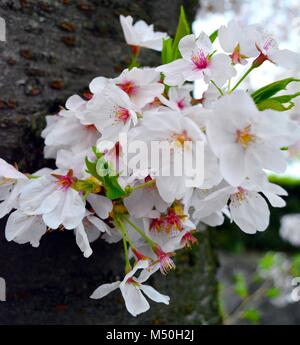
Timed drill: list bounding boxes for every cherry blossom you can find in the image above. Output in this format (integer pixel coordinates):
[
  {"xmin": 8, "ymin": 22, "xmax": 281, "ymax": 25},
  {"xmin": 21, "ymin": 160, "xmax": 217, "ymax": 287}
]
[
  {"xmin": 114, "ymin": 67, "xmax": 164, "ymax": 109},
  {"xmin": 218, "ymin": 20, "xmax": 259, "ymax": 64},
  {"xmin": 120, "ymin": 15, "xmax": 168, "ymax": 52},
  {"xmin": 90, "ymin": 260, "xmax": 169, "ymax": 316},
  {"xmin": 156, "ymin": 33, "xmax": 236, "ymax": 86},
  {"xmin": 19, "ymin": 170, "xmax": 86, "ymax": 230},
  {"xmin": 206, "ymin": 91, "xmax": 300, "ymax": 186}
]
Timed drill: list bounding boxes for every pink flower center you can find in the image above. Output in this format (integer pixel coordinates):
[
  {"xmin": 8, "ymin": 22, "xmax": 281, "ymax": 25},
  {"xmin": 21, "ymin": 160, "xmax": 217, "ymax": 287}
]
[
  {"xmin": 116, "ymin": 107, "xmax": 130, "ymax": 123},
  {"xmin": 84, "ymin": 124, "xmax": 97, "ymax": 131},
  {"xmin": 150, "ymin": 218, "xmax": 163, "ymax": 232},
  {"xmin": 164, "ymin": 209, "xmax": 183, "ymax": 233},
  {"xmin": 150, "ymin": 207, "xmax": 186, "ymax": 234},
  {"xmin": 263, "ymin": 37, "xmax": 277, "ymax": 53},
  {"xmin": 53, "ymin": 170, "xmax": 75, "ymax": 191},
  {"xmin": 191, "ymin": 50, "xmax": 209, "ymax": 70},
  {"xmin": 232, "ymin": 187, "xmax": 246, "ymax": 203},
  {"xmin": 126, "ymin": 277, "xmax": 140, "ymax": 287},
  {"xmin": 83, "ymin": 91, "xmax": 93, "ymax": 100},
  {"xmin": 154, "ymin": 246, "xmax": 176, "ymax": 275},
  {"xmin": 177, "ymin": 98, "xmax": 186, "ymax": 109},
  {"xmin": 117, "ymin": 81, "xmax": 137, "ymax": 96},
  {"xmin": 230, "ymin": 44, "xmax": 248, "ymax": 65},
  {"xmin": 181, "ymin": 232, "xmax": 198, "ymax": 247}
]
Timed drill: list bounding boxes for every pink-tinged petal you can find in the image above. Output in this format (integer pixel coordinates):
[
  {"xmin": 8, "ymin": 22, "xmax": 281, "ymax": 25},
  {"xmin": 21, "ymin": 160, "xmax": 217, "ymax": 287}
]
[{"xmin": 90, "ymin": 281, "xmax": 120, "ymax": 299}]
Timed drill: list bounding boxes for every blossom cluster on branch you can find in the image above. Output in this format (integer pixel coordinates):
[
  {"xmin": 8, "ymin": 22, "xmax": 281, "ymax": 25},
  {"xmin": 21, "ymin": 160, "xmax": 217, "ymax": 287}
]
[{"xmin": 1, "ymin": 8, "xmax": 300, "ymax": 315}]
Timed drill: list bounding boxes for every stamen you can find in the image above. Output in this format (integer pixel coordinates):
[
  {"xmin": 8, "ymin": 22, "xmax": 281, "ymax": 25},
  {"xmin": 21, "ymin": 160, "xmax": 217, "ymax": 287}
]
[
  {"xmin": 117, "ymin": 81, "xmax": 137, "ymax": 96},
  {"xmin": 236, "ymin": 125, "xmax": 255, "ymax": 148},
  {"xmin": 191, "ymin": 50, "xmax": 209, "ymax": 70}
]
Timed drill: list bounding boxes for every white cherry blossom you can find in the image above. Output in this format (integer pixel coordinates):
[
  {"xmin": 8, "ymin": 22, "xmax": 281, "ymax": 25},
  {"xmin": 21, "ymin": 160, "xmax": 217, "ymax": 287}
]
[
  {"xmin": 207, "ymin": 91, "xmax": 300, "ymax": 186},
  {"xmin": 156, "ymin": 33, "xmax": 236, "ymax": 86},
  {"xmin": 90, "ymin": 260, "xmax": 169, "ymax": 316},
  {"xmin": 19, "ymin": 170, "xmax": 85, "ymax": 230},
  {"xmin": 120, "ymin": 15, "xmax": 168, "ymax": 51}
]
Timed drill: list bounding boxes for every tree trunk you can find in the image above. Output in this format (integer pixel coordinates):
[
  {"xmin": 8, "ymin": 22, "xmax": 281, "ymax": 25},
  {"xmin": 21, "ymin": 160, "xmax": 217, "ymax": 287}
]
[{"xmin": 0, "ymin": 0, "xmax": 221, "ymax": 324}]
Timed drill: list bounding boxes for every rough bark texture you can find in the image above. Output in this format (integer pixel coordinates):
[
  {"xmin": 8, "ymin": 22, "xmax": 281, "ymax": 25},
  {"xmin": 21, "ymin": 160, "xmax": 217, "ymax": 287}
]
[{"xmin": 0, "ymin": 0, "xmax": 221, "ymax": 324}]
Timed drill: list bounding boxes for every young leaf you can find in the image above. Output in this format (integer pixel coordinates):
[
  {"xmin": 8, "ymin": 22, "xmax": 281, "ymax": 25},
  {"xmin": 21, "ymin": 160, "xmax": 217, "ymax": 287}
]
[
  {"xmin": 233, "ymin": 272, "xmax": 248, "ymax": 299},
  {"xmin": 172, "ymin": 6, "xmax": 190, "ymax": 61},
  {"xmin": 258, "ymin": 252, "xmax": 276, "ymax": 271},
  {"xmin": 85, "ymin": 156, "xmax": 125, "ymax": 200},
  {"xmin": 251, "ymin": 77, "xmax": 300, "ymax": 104},
  {"xmin": 291, "ymin": 254, "xmax": 300, "ymax": 277},
  {"xmin": 242, "ymin": 309, "xmax": 261, "ymax": 324},
  {"xmin": 256, "ymin": 98, "xmax": 295, "ymax": 111},
  {"xmin": 266, "ymin": 287, "xmax": 281, "ymax": 299},
  {"xmin": 161, "ymin": 37, "xmax": 174, "ymax": 64},
  {"xmin": 209, "ymin": 29, "xmax": 218, "ymax": 43}
]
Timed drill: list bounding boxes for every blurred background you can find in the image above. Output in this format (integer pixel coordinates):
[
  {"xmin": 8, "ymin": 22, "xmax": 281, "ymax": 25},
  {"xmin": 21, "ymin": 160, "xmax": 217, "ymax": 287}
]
[{"xmin": 194, "ymin": 0, "xmax": 300, "ymax": 325}]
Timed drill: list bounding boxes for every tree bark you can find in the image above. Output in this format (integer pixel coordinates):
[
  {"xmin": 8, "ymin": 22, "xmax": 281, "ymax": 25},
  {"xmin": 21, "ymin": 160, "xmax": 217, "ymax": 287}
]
[{"xmin": 0, "ymin": 0, "xmax": 221, "ymax": 324}]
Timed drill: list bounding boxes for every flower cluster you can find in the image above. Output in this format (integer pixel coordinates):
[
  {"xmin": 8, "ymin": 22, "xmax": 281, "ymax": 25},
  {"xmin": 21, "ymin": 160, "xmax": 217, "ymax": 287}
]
[{"xmin": 1, "ymin": 10, "xmax": 300, "ymax": 316}]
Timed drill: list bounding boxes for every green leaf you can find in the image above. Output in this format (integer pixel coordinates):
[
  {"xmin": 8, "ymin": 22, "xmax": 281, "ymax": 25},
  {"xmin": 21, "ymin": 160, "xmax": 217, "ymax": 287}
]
[
  {"xmin": 172, "ymin": 6, "xmax": 190, "ymax": 61},
  {"xmin": 233, "ymin": 273, "xmax": 248, "ymax": 299},
  {"xmin": 258, "ymin": 252, "xmax": 276, "ymax": 271},
  {"xmin": 102, "ymin": 174, "xmax": 126, "ymax": 200},
  {"xmin": 268, "ymin": 173, "xmax": 300, "ymax": 187},
  {"xmin": 256, "ymin": 98, "xmax": 295, "ymax": 111},
  {"xmin": 85, "ymin": 156, "xmax": 125, "ymax": 200},
  {"xmin": 85, "ymin": 157, "xmax": 99, "ymax": 179},
  {"xmin": 209, "ymin": 29, "xmax": 218, "ymax": 43},
  {"xmin": 291, "ymin": 254, "xmax": 300, "ymax": 277},
  {"xmin": 242, "ymin": 309, "xmax": 261, "ymax": 324},
  {"xmin": 266, "ymin": 288, "xmax": 281, "ymax": 299},
  {"xmin": 256, "ymin": 91, "xmax": 300, "ymax": 111},
  {"xmin": 161, "ymin": 37, "xmax": 174, "ymax": 64},
  {"xmin": 251, "ymin": 77, "xmax": 300, "ymax": 104}
]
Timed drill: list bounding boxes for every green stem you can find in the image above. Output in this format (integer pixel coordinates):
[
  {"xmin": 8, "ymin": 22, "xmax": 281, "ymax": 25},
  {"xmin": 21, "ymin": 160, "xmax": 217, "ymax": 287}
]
[
  {"xmin": 227, "ymin": 79, "xmax": 231, "ymax": 93},
  {"xmin": 131, "ymin": 179, "xmax": 155, "ymax": 192},
  {"xmin": 129, "ymin": 49, "xmax": 140, "ymax": 69},
  {"xmin": 117, "ymin": 219, "xmax": 132, "ymax": 273},
  {"xmin": 211, "ymin": 80, "xmax": 224, "ymax": 96},
  {"xmin": 119, "ymin": 219, "xmax": 135, "ymax": 249},
  {"xmin": 229, "ymin": 65, "xmax": 255, "ymax": 94},
  {"xmin": 124, "ymin": 216, "xmax": 156, "ymax": 247}
]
